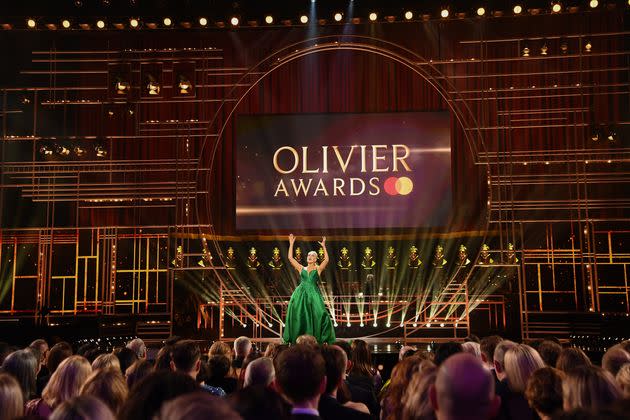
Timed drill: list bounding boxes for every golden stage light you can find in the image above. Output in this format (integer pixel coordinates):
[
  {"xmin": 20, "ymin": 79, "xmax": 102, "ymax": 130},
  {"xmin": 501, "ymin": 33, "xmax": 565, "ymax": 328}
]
[
  {"xmin": 115, "ymin": 78, "xmax": 130, "ymax": 95},
  {"xmin": 440, "ymin": 9, "xmax": 449, "ymax": 18},
  {"xmin": 130, "ymin": 18, "xmax": 139, "ymax": 28},
  {"xmin": 95, "ymin": 145, "xmax": 108, "ymax": 158},
  {"xmin": 477, "ymin": 7, "xmax": 485, "ymax": 16},
  {"xmin": 163, "ymin": 17, "xmax": 172, "ymax": 26},
  {"xmin": 513, "ymin": 5, "xmax": 523, "ymax": 14},
  {"xmin": 178, "ymin": 75, "xmax": 192, "ymax": 94},
  {"xmin": 404, "ymin": 11, "xmax": 413, "ymax": 20},
  {"xmin": 300, "ymin": 15, "xmax": 308, "ymax": 24},
  {"xmin": 589, "ymin": 0, "xmax": 598, "ymax": 7},
  {"xmin": 146, "ymin": 75, "xmax": 160, "ymax": 95},
  {"xmin": 230, "ymin": 16, "xmax": 239, "ymax": 26},
  {"xmin": 27, "ymin": 19, "xmax": 36, "ymax": 28},
  {"xmin": 584, "ymin": 40, "xmax": 592, "ymax": 52},
  {"xmin": 551, "ymin": 2, "xmax": 562, "ymax": 13},
  {"xmin": 334, "ymin": 12, "xmax": 343, "ymax": 22},
  {"xmin": 62, "ymin": 19, "xmax": 71, "ymax": 29},
  {"xmin": 96, "ymin": 20, "xmax": 105, "ymax": 29},
  {"xmin": 369, "ymin": 12, "xmax": 377, "ymax": 21},
  {"xmin": 265, "ymin": 15, "xmax": 273, "ymax": 24},
  {"xmin": 199, "ymin": 17, "xmax": 207, "ymax": 26}
]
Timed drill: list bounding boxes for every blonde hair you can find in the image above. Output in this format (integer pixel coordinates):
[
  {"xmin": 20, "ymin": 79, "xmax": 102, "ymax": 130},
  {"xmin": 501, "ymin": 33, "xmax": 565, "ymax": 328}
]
[
  {"xmin": 307, "ymin": 251, "xmax": 318, "ymax": 258},
  {"xmin": 504, "ymin": 344, "xmax": 545, "ymax": 393},
  {"xmin": 462, "ymin": 342, "xmax": 482, "ymax": 359},
  {"xmin": 50, "ymin": 395, "xmax": 115, "ymax": 420},
  {"xmin": 615, "ymin": 363, "xmax": 630, "ymax": 398},
  {"xmin": 0, "ymin": 373, "xmax": 24, "ymax": 420},
  {"xmin": 401, "ymin": 363, "xmax": 437, "ymax": 420},
  {"xmin": 91, "ymin": 353, "xmax": 120, "ymax": 372},
  {"xmin": 563, "ymin": 365, "xmax": 621, "ymax": 411},
  {"xmin": 80, "ymin": 368, "xmax": 129, "ymax": 414},
  {"xmin": 208, "ymin": 341, "xmax": 232, "ymax": 359},
  {"xmin": 42, "ymin": 355, "xmax": 93, "ymax": 409}
]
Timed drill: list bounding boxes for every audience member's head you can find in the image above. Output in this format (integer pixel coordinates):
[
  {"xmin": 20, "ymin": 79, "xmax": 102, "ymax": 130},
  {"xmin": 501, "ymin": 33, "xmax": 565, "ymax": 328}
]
[
  {"xmin": 118, "ymin": 370, "xmax": 199, "ymax": 420},
  {"xmin": 430, "ymin": 353, "xmax": 500, "ymax": 420},
  {"xmin": 320, "ymin": 345, "xmax": 348, "ymax": 395},
  {"xmin": 263, "ymin": 343, "xmax": 276, "ymax": 358},
  {"xmin": 537, "ymin": 340, "xmax": 563, "ymax": 368},
  {"xmin": 479, "ymin": 335, "xmax": 502, "ymax": 367},
  {"xmin": 615, "ymin": 363, "xmax": 630, "ymax": 398},
  {"xmin": 114, "ymin": 348, "xmax": 138, "ymax": 376},
  {"xmin": 0, "ymin": 372, "xmax": 24, "ymax": 420},
  {"xmin": 154, "ymin": 345, "xmax": 173, "ymax": 371},
  {"xmin": 524, "ymin": 367, "xmax": 564, "ymax": 420},
  {"xmin": 402, "ymin": 363, "xmax": 437, "ymax": 420},
  {"xmin": 125, "ymin": 359, "xmax": 154, "ymax": 390},
  {"xmin": 29, "ymin": 339, "xmax": 49, "ymax": 365},
  {"xmin": 42, "ymin": 355, "xmax": 93, "ymax": 410},
  {"xmin": 91, "ymin": 353, "xmax": 120, "ymax": 372},
  {"xmin": 234, "ymin": 337, "xmax": 252, "ymax": 360},
  {"xmin": 80, "ymin": 367, "xmax": 129, "ymax": 414},
  {"xmin": 126, "ymin": 338, "xmax": 147, "ymax": 360},
  {"xmin": 493, "ymin": 340, "xmax": 518, "ymax": 381},
  {"xmin": 382, "ymin": 355, "xmax": 425, "ymax": 418},
  {"xmin": 504, "ymin": 344, "xmax": 546, "ymax": 393},
  {"xmin": 243, "ymin": 357, "xmax": 275, "ymax": 388},
  {"xmin": 0, "ymin": 348, "xmax": 38, "ymax": 401},
  {"xmin": 207, "ymin": 355, "xmax": 231, "ymax": 381},
  {"xmin": 562, "ymin": 365, "xmax": 622, "ymax": 411},
  {"xmin": 296, "ymin": 335, "xmax": 318, "ymax": 347},
  {"xmin": 209, "ymin": 341, "xmax": 232, "ymax": 359},
  {"xmin": 50, "ymin": 395, "xmax": 115, "ymax": 420},
  {"xmin": 170, "ymin": 340, "xmax": 201, "ymax": 380},
  {"xmin": 350, "ymin": 339, "xmax": 373, "ymax": 377},
  {"xmin": 434, "ymin": 342, "xmax": 464, "ymax": 366},
  {"xmin": 462, "ymin": 342, "xmax": 482, "ymax": 359},
  {"xmin": 228, "ymin": 384, "xmax": 290, "ymax": 420},
  {"xmin": 399, "ymin": 345, "xmax": 418, "ymax": 361},
  {"xmin": 556, "ymin": 347, "xmax": 592, "ymax": 373},
  {"xmin": 156, "ymin": 392, "xmax": 242, "ymax": 420},
  {"xmin": 275, "ymin": 344, "xmax": 326, "ymax": 405},
  {"xmin": 602, "ymin": 345, "xmax": 630, "ymax": 377},
  {"xmin": 47, "ymin": 342, "xmax": 73, "ymax": 374}
]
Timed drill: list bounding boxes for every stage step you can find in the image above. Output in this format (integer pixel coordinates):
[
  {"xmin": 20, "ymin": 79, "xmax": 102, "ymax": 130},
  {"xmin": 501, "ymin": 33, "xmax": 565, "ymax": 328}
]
[{"xmin": 136, "ymin": 319, "xmax": 172, "ymax": 341}]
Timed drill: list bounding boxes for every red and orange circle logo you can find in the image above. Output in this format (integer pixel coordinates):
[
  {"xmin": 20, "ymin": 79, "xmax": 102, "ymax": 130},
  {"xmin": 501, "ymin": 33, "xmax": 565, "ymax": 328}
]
[{"xmin": 383, "ymin": 176, "xmax": 413, "ymax": 196}]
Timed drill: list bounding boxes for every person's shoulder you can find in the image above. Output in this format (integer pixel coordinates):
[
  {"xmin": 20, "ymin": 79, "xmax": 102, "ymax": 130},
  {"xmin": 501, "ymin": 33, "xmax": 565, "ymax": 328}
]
[
  {"xmin": 200, "ymin": 383, "xmax": 226, "ymax": 397},
  {"xmin": 319, "ymin": 395, "xmax": 371, "ymax": 419}
]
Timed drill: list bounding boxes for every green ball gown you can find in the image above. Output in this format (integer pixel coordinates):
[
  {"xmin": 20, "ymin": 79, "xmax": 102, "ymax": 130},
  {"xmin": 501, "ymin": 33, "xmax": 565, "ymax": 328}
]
[{"xmin": 282, "ymin": 267, "xmax": 336, "ymax": 344}]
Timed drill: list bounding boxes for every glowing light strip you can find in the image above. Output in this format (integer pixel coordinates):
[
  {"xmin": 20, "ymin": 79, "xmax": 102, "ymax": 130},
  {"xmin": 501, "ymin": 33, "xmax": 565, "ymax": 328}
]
[{"xmin": 236, "ymin": 205, "xmax": 401, "ymax": 215}]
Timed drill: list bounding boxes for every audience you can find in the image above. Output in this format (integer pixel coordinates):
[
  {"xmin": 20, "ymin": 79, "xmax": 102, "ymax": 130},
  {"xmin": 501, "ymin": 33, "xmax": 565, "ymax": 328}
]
[
  {"xmin": 430, "ymin": 353, "xmax": 500, "ymax": 420},
  {"xmin": 524, "ymin": 367, "xmax": 564, "ymax": 420},
  {"xmin": 0, "ymin": 372, "xmax": 24, "ymax": 420},
  {"xmin": 2, "ymin": 333, "xmax": 630, "ymax": 420}
]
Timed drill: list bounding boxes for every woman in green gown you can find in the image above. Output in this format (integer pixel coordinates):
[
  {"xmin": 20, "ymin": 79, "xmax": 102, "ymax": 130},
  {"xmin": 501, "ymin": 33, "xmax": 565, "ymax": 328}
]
[{"xmin": 282, "ymin": 234, "xmax": 336, "ymax": 344}]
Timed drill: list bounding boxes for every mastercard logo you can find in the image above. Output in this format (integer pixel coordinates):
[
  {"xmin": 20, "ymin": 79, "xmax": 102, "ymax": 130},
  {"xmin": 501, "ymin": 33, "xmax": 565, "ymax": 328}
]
[{"xmin": 384, "ymin": 176, "xmax": 413, "ymax": 196}]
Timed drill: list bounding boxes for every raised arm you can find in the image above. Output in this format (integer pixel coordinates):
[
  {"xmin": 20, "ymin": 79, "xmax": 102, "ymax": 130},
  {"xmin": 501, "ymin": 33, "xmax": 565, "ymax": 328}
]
[
  {"xmin": 287, "ymin": 234, "xmax": 303, "ymax": 273},
  {"xmin": 317, "ymin": 237, "xmax": 329, "ymax": 274}
]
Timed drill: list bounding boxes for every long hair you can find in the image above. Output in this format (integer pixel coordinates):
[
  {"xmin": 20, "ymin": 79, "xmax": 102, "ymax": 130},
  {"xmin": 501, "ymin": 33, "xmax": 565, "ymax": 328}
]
[
  {"xmin": 0, "ymin": 372, "xmax": 24, "ymax": 420},
  {"xmin": 504, "ymin": 344, "xmax": 545, "ymax": 393},
  {"xmin": 80, "ymin": 368, "xmax": 129, "ymax": 415},
  {"xmin": 563, "ymin": 365, "xmax": 622, "ymax": 411},
  {"xmin": 49, "ymin": 395, "xmax": 115, "ymax": 420},
  {"xmin": 42, "ymin": 355, "xmax": 93, "ymax": 409},
  {"xmin": 0, "ymin": 348, "xmax": 38, "ymax": 401},
  {"xmin": 382, "ymin": 357, "xmax": 429, "ymax": 420},
  {"xmin": 349, "ymin": 340, "xmax": 374, "ymax": 378},
  {"xmin": 401, "ymin": 363, "xmax": 438, "ymax": 420}
]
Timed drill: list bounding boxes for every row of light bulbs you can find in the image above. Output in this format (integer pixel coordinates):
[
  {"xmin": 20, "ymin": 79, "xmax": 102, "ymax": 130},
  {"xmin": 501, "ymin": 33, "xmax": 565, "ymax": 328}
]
[{"xmin": 23, "ymin": 1, "xmax": 610, "ymax": 30}]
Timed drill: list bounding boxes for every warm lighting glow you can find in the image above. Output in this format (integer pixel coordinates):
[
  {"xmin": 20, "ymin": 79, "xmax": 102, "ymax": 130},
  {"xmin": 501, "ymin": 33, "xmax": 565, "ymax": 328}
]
[
  {"xmin": 300, "ymin": 15, "xmax": 308, "ymax": 24},
  {"xmin": 163, "ymin": 17, "xmax": 172, "ymax": 26},
  {"xmin": 440, "ymin": 9, "xmax": 449, "ymax": 18},
  {"xmin": 552, "ymin": 2, "xmax": 562, "ymax": 13},
  {"xmin": 477, "ymin": 7, "xmax": 485, "ymax": 16},
  {"xmin": 130, "ymin": 18, "xmax": 139, "ymax": 28},
  {"xmin": 265, "ymin": 15, "xmax": 273, "ymax": 24},
  {"xmin": 513, "ymin": 5, "xmax": 523, "ymax": 14},
  {"xmin": 62, "ymin": 19, "xmax": 71, "ymax": 28},
  {"xmin": 27, "ymin": 19, "xmax": 36, "ymax": 28},
  {"xmin": 369, "ymin": 12, "xmax": 377, "ymax": 21},
  {"xmin": 96, "ymin": 20, "xmax": 105, "ymax": 29},
  {"xmin": 589, "ymin": 0, "xmax": 598, "ymax": 7},
  {"xmin": 404, "ymin": 11, "xmax": 413, "ymax": 20},
  {"xmin": 584, "ymin": 40, "xmax": 592, "ymax": 52},
  {"xmin": 199, "ymin": 17, "xmax": 208, "ymax": 26},
  {"xmin": 334, "ymin": 12, "xmax": 343, "ymax": 22},
  {"xmin": 230, "ymin": 16, "xmax": 239, "ymax": 26}
]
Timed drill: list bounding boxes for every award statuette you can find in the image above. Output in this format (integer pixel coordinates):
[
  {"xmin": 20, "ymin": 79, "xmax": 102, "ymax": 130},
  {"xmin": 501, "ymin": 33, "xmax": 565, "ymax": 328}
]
[
  {"xmin": 225, "ymin": 246, "xmax": 237, "ymax": 269},
  {"xmin": 479, "ymin": 244, "xmax": 494, "ymax": 265},
  {"xmin": 337, "ymin": 247, "xmax": 352, "ymax": 269},
  {"xmin": 385, "ymin": 246, "xmax": 398, "ymax": 270},
  {"xmin": 361, "ymin": 247, "xmax": 376, "ymax": 270},
  {"xmin": 294, "ymin": 247, "xmax": 303, "ymax": 265},
  {"xmin": 506, "ymin": 243, "xmax": 519, "ymax": 264},
  {"xmin": 268, "ymin": 247, "xmax": 284, "ymax": 269},
  {"xmin": 458, "ymin": 245, "xmax": 471, "ymax": 267},
  {"xmin": 247, "ymin": 247, "xmax": 261, "ymax": 270},
  {"xmin": 432, "ymin": 245, "xmax": 447, "ymax": 268},
  {"xmin": 408, "ymin": 246, "xmax": 422, "ymax": 268}
]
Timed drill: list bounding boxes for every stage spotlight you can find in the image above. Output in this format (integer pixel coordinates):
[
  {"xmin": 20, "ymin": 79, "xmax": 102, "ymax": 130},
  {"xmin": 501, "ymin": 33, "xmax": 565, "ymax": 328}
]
[
  {"xmin": 540, "ymin": 41, "xmax": 548, "ymax": 55},
  {"xmin": 199, "ymin": 17, "xmax": 207, "ymax": 26},
  {"xmin": 62, "ymin": 19, "xmax": 71, "ymax": 29},
  {"xmin": 522, "ymin": 44, "xmax": 530, "ymax": 57},
  {"xmin": 56, "ymin": 145, "xmax": 70, "ymax": 156},
  {"xmin": 75, "ymin": 0, "xmax": 83, "ymax": 7},
  {"xmin": 584, "ymin": 39, "xmax": 592, "ymax": 52},
  {"xmin": 386, "ymin": 323, "xmax": 391, "ymax": 327},
  {"xmin": 373, "ymin": 322, "xmax": 377, "ymax": 327},
  {"xmin": 95, "ymin": 145, "xmax": 108, "ymax": 158},
  {"xmin": 96, "ymin": 20, "xmax": 105, "ymax": 29},
  {"xmin": 369, "ymin": 12, "xmax": 377, "ymax": 21},
  {"xmin": 346, "ymin": 322, "xmax": 351, "ymax": 327},
  {"xmin": 230, "ymin": 16, "xmax": 239, "ymax": 26},
  {"xmin": 27, "ymin": 19, "xmax": 36, "ymax": 28},
  {"xmin": 39, "ymin": 145, "xmax": 53, "ymax": 157},
  {"xmin": 130, "ymin": 18, "xmax": 139, "ymax": 28},
  {"xmin": 440, "ymin": 8, "xmax": 449, "ymax": 18},
  {"xmin": 589, "ymin": 0, "xmax": 598, "ymax": 7},
  {"xmin": 440, "ymin": 323, "xmax": 445, "ymax": 327},
  {"xmin": 404, "ymin": 11, "xmax": 413, "ymax": 20},
  {"xmin": 360, "ymin": 323, "xmax": 364, "ymax": 327},
  {"xmin": 513, "ymin": 5, "xmax": 523, "ymax": 14},
  {"xmin": 265, "ymin": 15, "xmax": 273, "ymax": 24},
  {"xmin": 178, "ymin": 75, "xmax": 192, "ymax": 94},
  {"xmin": 163, "ymin": 17, "xmax": 172, "ymax": 26},
  {"xmin": 115, "ymin": 78, "xmax": 130, "ymax": 95},
  {"xmin": 74, "ymin": 146, "xmax": 87, "ymax": 157},
  {"xmin": 551, "ymin": 2, "xmax": 562, "ymax": 13},
  {"xmin": 477, "ymin": 7, "xmax": 486, "ymax": 16},
  {"xmin": 300, "ymin": 15, "xmax": 308, "ymax": 24},
  {"xmin": 334, "ymin": 12, "xmax": 343, "ymax": 22},
  {"xmin": 146, "ymin": 74, "xmax": 160, "ymax": 95}
]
